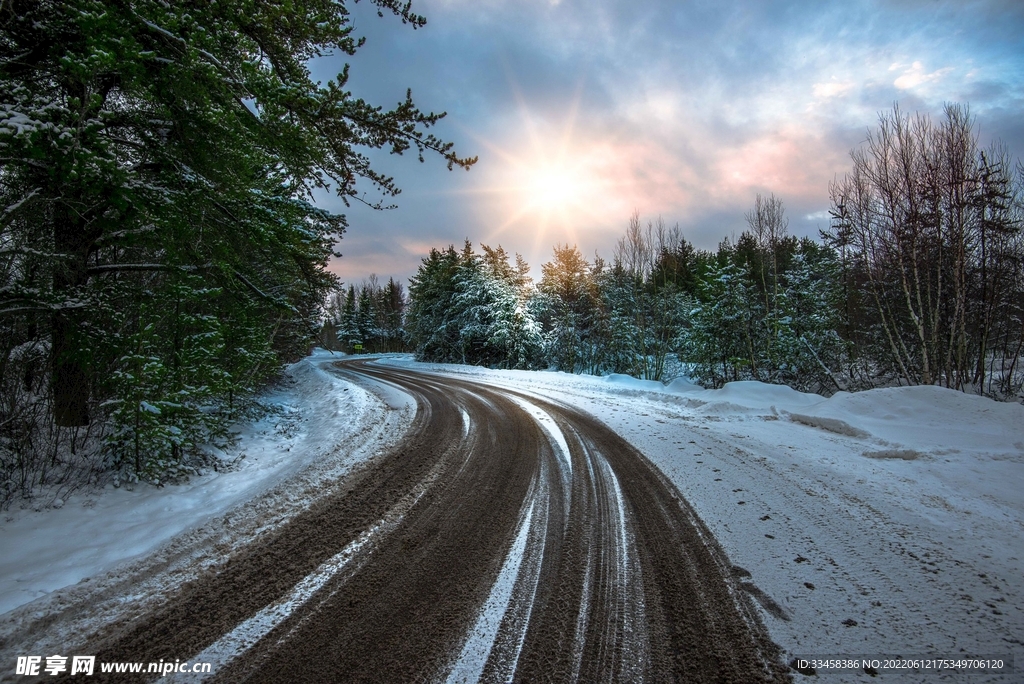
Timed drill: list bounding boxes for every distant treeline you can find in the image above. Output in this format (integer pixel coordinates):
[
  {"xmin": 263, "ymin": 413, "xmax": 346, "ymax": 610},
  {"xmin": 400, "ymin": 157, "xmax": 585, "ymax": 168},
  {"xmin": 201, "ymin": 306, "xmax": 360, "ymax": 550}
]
[
  {"xmin": 320, "ymin": 275, "xmax": 409, "ymax": 354},
  {"xmin": 347, "ymin": 104, "xmax": 1024, "ymax": 398}
]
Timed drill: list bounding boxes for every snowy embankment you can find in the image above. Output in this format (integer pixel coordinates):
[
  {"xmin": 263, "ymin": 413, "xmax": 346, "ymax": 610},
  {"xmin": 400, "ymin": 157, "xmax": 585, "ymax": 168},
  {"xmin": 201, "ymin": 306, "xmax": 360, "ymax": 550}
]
[
  {"xmin": 377, "ymin": 356, "xmax": 1024, "ymax": 679},
  {"xmin": 0, "ymin": 350, "xmax": 413, "ymax": 617}
]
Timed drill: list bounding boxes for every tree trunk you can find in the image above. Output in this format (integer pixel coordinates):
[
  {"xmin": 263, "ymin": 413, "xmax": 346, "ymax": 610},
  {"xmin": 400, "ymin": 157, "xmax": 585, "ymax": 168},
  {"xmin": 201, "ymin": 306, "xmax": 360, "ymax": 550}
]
[{"xmin": 51, "ymin": 204, "xmax": 96, "ymax": 427}]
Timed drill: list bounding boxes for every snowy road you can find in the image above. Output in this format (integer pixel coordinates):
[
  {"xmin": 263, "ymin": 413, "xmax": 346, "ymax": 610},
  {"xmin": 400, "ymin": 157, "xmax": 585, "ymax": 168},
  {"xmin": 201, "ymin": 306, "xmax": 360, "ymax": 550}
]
[
  {"xmin": 2, "ymin": 353, "xmax": 1021, "ymax": 683},
  {"xmin": 29, "ymin": 359, "xmax": 785, "ymax": 683}
]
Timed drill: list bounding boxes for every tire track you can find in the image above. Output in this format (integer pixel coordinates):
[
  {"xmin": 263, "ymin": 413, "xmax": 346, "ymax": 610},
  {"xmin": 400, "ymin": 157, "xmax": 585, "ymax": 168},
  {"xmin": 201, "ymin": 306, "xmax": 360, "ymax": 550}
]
[{"xmin": 53, "ymin": 360, "xmax": 788, "ymax": 683}]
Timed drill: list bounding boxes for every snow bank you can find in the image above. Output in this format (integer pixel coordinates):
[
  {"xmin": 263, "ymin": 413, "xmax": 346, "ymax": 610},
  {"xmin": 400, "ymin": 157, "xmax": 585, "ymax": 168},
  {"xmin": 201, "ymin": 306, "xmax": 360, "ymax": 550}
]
[
  {"xmin": 602, "ymin": 373, "xmax": 666, "ymax": 393},
  {"xmin": 665, "ymin": 377, "xmax": 702, "ymax": 393},
  {"xmin": 694, "ymin": 380, "xmax": 824, "ymax": 410},
  {"xmin": 802, "ymin": 385, "xmax": 1024, "ymax": 455},
  {"xmin": 0, "ymin": 350, "xmax": 394, "ymax": 616}
]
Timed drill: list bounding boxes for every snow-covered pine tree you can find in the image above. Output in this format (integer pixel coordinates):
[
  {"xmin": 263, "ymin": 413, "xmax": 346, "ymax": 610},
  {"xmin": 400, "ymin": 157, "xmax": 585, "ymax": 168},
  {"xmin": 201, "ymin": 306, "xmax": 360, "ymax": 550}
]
[
  {"xmin": 683, "ymin": 259, "xmax": 756, "ymax": 387},
  {"xmin": 539, "ymin": 244, "xmax": 603, "ymax": 374},
  {"xmin": 407, "ymin": 242, "xmax": 543, "ymax": 369},
  {"xmin": 407, "ymin": 246, "xmax": 464, "ymax": 362},
  {"xmin": 479, "ymin": 245, "xmax": 543, "ymax": 369},
  {"xmin": 0, "ymin": 0, "xmax": 474, "ymax": 487}
]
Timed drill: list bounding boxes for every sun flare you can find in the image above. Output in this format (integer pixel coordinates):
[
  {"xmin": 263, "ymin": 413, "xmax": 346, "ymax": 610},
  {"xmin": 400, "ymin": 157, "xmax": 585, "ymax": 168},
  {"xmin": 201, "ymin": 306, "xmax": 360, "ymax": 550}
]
[
  {"xmin": 523, "ymin": 163, "xmax": 588, "ymax": 213},
  {"xmin": 455, "ymin": 82, "xmax": 636, "ymax": 255}
]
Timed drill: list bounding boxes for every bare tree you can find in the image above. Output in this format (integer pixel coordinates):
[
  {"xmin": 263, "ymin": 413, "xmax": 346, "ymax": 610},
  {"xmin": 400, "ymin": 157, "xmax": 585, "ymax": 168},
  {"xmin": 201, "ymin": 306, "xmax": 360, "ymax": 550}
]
[
  {"xmin": 745, "ymin": 193, "xmax": 789, "ymax": 254},
  {"xmin": 827, "ymin": 102, "xmax": 1024, "ymax": 393},
  {"xmin": 608, "ymin": 212, "xmax": 687, "ymax": 380},
  {"xmin": 745, "ymin": 193, "xmax": 789, "ymax": 364}
]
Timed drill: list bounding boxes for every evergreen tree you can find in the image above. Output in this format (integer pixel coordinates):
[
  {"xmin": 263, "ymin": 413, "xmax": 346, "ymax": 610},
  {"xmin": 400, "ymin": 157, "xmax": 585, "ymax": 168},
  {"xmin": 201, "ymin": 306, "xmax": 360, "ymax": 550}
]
[
  {"xmin": 538, "ymin": 244, "xmax": 602, "ymax": 374},
  {"xmin": 338, "ymin": 285, "xmax": 359, "ymax": 350},
  {"xmin": 380, "ymin": 278, "xmax": 408, "ymax": 352},
  {"xmin": 684, "ymin": 260, "xmax": 755, "ymax": 387},
  {"xmin": 407, "ymin": 246, "xmax": 463, "ymax": 362},
  {"xmin": 0, "ymin": 0, "xmax": 473, "ymax": 485},
  {"xmin": 603, "ymin": 214, "xmax": 690, "ymax": 381},
  {"xmin": 407, "ymin": 241, "xmax": 542, "ymax": 369}
]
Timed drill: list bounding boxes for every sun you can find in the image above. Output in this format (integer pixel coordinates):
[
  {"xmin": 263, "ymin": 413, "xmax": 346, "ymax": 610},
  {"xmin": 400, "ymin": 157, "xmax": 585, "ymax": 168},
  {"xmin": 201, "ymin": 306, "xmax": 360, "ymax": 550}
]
[
  {"xmin": 523, "ymin": 163, "xmax": 588, "ymax": 213},
  {"xmin": 453, "ymin": 82, "xmax": 628, "ymax": 254},
  {"xmin": 472, "ymin": 137, "xmax": 617, "ymax": 255}
]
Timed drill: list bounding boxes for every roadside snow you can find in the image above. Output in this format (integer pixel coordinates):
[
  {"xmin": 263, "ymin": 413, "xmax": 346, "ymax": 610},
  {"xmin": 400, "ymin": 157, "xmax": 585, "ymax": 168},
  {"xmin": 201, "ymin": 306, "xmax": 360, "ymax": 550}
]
[
  {"xmin": 0, "ymin": 350, "xmax": 407, "ymax": 617},
  {"xmin": 376, "ymin": 356, "xmax": 1024, "ymax": 681}
]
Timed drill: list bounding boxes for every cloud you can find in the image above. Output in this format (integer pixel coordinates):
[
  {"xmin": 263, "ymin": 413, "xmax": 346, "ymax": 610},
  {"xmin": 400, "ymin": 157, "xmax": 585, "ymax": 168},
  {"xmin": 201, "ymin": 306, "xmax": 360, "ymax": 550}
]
[
  {"xmin": 891, "ymin": 61, "xmax": 955, "ymax": 91},
  {"xmin": 813, "ymin": 80, "xmax": 856, "ymax": 99},
  {"xmin": 318, "ymin": 0, "xmax": 1024, "ymax": 282}
]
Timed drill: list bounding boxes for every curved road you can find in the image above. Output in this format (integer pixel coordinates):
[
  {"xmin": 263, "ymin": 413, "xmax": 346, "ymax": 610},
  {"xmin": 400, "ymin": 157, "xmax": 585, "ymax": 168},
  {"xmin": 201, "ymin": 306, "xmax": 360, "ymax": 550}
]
[{"xmin": 76, "ymin": 360, "xmax": 789, "ymax": 683}]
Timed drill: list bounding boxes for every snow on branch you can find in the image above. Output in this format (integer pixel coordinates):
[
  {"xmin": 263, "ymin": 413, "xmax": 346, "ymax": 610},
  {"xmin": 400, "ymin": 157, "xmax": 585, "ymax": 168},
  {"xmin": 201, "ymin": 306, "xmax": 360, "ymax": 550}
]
[
  {"xmin": 233, "ymin": 270, "xmax": 297, "ymax": 312},
  {"xmin": 85, "ymin": 263, "xmax": 197, "ymax": 275},
  {"xmin": 3, "ymin": 188, "xmax": 40, "ymax": 216}
]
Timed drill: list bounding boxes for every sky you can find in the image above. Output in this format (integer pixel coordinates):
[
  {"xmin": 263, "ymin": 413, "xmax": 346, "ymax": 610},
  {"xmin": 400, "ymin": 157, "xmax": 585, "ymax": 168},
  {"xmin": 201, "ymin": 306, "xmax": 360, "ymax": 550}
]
[{"xmin": 313, "ymin": 0, "xmax": 1024, "ymax": 285}]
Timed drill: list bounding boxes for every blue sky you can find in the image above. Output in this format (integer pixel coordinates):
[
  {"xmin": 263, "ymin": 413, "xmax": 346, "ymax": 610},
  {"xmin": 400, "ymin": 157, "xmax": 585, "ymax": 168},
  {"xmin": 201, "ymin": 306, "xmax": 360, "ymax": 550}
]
[{"xmin": 315, "ymin": 0, "xmax": 1024, "ymax": 284}]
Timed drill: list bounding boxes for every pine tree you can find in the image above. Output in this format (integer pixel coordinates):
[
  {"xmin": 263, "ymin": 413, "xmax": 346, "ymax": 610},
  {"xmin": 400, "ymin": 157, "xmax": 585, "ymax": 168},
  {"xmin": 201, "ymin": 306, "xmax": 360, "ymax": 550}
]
[
  {"xmin": 539, "ymin": 244, "xmax": 602, "ymax": 373},
  {"xmin": 0, "ymin": 0, "xmax": 474, "ymax": 484},
  {"xmin": 684, "ymin": 260, "xmax": 754, "ymax": 387},
  {"xmin": 407, "ymin": 242, "xmax": 542, "ymax": 369},
  {"xmin": 407, "ymin": 246, "xmax": 463, "ymax": 362}
]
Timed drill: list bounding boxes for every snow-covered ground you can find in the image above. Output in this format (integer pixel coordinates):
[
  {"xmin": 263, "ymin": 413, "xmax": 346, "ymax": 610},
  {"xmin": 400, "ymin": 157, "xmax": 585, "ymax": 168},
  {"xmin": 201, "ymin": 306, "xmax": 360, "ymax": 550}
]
[
  {"xmin": 2, "ymin": 351, "xmax": 1022, "ymax": 681},
  {"xmin": 374, "ymin": 356, "xmax": 1024, "ymax": 681},
  {"xmin": 0, "ymin": 350, "xmax": 413, "ymax": 617}
]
